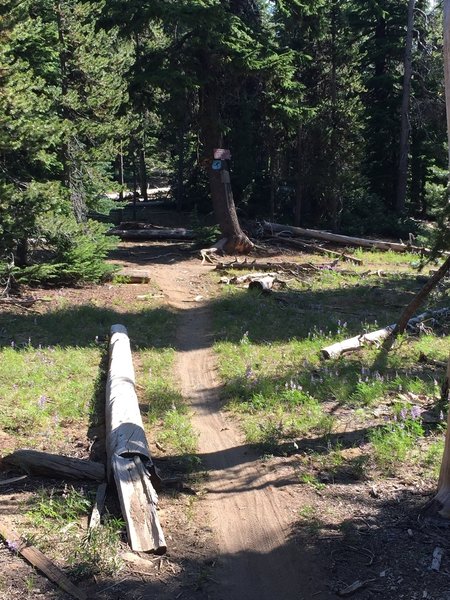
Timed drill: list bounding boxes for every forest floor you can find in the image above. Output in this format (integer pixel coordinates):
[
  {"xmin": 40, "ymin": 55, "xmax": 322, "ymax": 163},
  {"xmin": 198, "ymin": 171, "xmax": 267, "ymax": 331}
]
[{"xmin": 1, "ymin": 221, "xmax": 450, "ymax": 599}]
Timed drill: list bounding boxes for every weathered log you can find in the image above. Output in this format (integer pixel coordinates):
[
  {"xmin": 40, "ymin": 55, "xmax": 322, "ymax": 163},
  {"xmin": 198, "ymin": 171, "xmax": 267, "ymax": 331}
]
[
  {"xmin": 0, "ymin": 523, "xmax": 87, "ymax": 600},
  {"xmin": 106, "ymin": 324, "xmax": 166, "ymax": 554},
  {"xmin": 107, "ymin": 228, "xmax": 195, "ymax": 240},
  {"xmin": 215, "ymin": 259, "xmax": 320, "ymax": 273},
  {"xmin": 321, "ymin": 308, "xmax": 450, "ymax": 359},
  {"xmin": 248, "ymin": 276, "xmax": 275, "ymax": 293},
  {"xmin": 116, "ymin": 270, "xmax": 151, "ymax": 284},
  {"xmin": 1, "ymin": 450, "xmax": 105, "ymax": 481},
  {"xmin": 263, "ymin": 221, "xmax": 430, "ymax": 254},
  {"xmin": 265, "ymin": 236, "xmax": 363, "ymax": 264}
]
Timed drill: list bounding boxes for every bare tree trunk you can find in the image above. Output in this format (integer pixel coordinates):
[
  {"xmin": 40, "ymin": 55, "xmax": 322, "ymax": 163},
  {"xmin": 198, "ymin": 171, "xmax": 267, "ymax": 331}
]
[
  {"xmin": 433, "ymin": 0, "xmax": 450, "ymax": 518},
  {"xmin": 294, "ymin": 126, "xmax": 303, "ymax": 226},
  {"xmin": 396, "ymin": 0, "xmax": 416, "ymax": 214},
  {"xmin": 139, "ymin": 148, "xmax": 148, "ymax": 202},
  {"xmin": 200, "ymin": 83, "xmax": 253, "ymax": 254}
]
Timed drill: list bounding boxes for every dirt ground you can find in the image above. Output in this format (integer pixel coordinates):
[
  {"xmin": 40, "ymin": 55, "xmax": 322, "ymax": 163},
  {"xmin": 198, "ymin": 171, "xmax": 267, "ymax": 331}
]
[{"xmin": 2, "ymin": 236, "xmax": 450, "ymax": 600}]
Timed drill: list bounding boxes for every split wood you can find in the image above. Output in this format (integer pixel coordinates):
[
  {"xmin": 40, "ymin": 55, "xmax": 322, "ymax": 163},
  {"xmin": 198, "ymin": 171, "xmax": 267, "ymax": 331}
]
[{"xmin": 0, "ymin": 522, "xmax": 87, "ymax": 600}]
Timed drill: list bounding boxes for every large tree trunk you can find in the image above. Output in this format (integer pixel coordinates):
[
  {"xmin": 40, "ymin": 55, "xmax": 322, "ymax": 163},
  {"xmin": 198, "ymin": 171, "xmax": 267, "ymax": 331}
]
[
  {"xmin": 396, "ymin": 0, "xmax": 415, "ymax": 214},
  {"xmin": 433, "ymin": 0, "xmax": 450, "ymax": 517},
  {"xmin": 199, "ymin": 83, "xmax": 253, "ymax": 255}
]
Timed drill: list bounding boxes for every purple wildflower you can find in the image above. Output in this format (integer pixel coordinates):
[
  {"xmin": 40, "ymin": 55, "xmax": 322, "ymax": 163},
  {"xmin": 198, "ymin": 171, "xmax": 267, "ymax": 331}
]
[
  {"xmin": 410, "ymin": 405, "xmax": 422, "ymax": 420},
  {"xmin": 245, "ymin": 366, "xmax": 254, "ymax": 379},
  {"xmin": 399, "ymin": 408, "xmax": 408, "ymax": 421},
  {"xmin": 38, "ymin": 395, "xmax": 47, "ymax": 409},
  {"xmin": 6, "ymin": 539, "xmax": 20, "ymax": 552}
]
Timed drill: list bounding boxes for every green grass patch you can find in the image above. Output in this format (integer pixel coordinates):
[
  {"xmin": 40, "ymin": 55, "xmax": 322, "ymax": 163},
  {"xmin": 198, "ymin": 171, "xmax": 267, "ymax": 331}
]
[{"xmin": 0, "ymin": 345, "xmax": 100, "ymax": 439}]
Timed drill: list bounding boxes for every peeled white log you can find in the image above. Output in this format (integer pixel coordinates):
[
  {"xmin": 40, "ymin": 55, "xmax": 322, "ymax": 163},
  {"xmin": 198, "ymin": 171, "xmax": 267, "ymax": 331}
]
[
  {"xmin": 321, "ymin": 308, "xmax": 450, "ymax": 359},
  {"xmin": 263, "ymin": 221, "xmax": 429, "ymax": 254},
  {"xmin": 106, "ymin": 324, "xmax": 166, "ymax": 554},
  {"xmin": 248, "ymin": 276, "xmax": 275, "ymax": 292},
  {"xmin": 321, "ymin": 326, "xmax": 394, "ymax": 359}
]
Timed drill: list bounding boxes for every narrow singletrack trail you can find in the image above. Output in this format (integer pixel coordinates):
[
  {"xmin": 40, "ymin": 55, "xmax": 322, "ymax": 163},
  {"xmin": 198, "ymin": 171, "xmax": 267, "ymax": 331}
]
[{"xmin": 146, "ymin": 257, "xmax": 331, "ymax": 600}]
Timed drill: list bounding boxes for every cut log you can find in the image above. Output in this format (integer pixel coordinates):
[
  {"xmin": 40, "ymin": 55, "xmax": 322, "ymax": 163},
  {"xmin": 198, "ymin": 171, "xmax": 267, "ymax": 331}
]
[
  {"xmin": 0, "ymin": 522, "xmax": 87, "ymax": 600},
  {"xmin": 107, "ymin": 227, "xmax": 195, "ymax": 241},
  {"xmin": 106, "ymin": 324, "xmax": 166, "ymax": 554},
  {"xmin": 116, "ymin": 270, "xmax": 151, "ymax": 284},
  {"xmin": 321, "ymin": 308, "xmax": 450, "ymax": 359},
  {"xmin": 263, "ymin": 221, "xmax": 430, "ymax": 254},
  {"xmin": 248, "ymin": 276, "xmax": 275, "ymax": 293},
  {"xmin": 265, "ymin": 236, "xmax": 363, "ymax": 264},
  {"xmin": 1, "ymin": 450, "xmax": 105, "ymax": 481}
]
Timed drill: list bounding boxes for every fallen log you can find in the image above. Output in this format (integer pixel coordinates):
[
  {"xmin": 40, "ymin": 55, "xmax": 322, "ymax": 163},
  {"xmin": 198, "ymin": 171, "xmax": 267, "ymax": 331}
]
[
  {"xmin": 265, "ymin": 236, "xmax": 363, "ymax": 265},
  {"xmin": 106, "ymin": 324, "xmax": 166, "ymax": 554},
  {"xmin": 321, "ymin": 307, "xmax": 450, "ymax": 359},
  {"xmin": 1, "ymin": 450, "xmax": 105, "ymax": 481},
  {"xmin": 107, "ymin": 227, "xmax": 195, "ymax": 241},
  {"xmin": 263, "ymin": 221, "xmax": 430, "ymax": 254},
  {"xmin": 0, "ymin": 522, "xmax": 87, "ymax": 600},
  {"xmin": 215, "ymin": 259, "xmax": 320, "ymax": 273},
  {"xmin": 248, "ymin": 276, "xmax": 275, "ymax": 293},
  {"xmin": 116, "ymin": 270, "xmax": 151, "ymax": 284}
]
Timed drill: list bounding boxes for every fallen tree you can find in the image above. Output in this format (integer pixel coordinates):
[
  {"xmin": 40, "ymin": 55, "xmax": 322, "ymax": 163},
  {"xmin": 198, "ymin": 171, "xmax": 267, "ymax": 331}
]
[
  {"xmin": 321, "ymin": 308, "xmax": 450, "ymax": 359},
  {"xmin": 106, "ymin": 324, "xmax": 166, "ymax": 554},
  {"xmin": 107, "ymin": 227, "xmax": 195, "ymax": 241},
  {"xmin": 0, "ymin": 450, "xmax": 105, "ymax": 481},
  {"xmin": 263, "ymin": 221, "xmax": 430, "ymax": 254},
  {"xmin": 264, "ymin": 235, "xmax": 363, "ymax": 265}
]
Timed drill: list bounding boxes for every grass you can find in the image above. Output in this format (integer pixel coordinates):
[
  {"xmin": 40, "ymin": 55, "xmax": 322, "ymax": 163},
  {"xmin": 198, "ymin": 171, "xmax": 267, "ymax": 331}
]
[
  {"xmin": 211, "ymin": 257, "xmax": 448, "ymax": 476},
  {"xmin": 0, "ymin": 345, "xmax": 100, "ymax": 443},
  {"xmin": 26, "ymin": 485, "xmax": 124, "ymax": 577}
]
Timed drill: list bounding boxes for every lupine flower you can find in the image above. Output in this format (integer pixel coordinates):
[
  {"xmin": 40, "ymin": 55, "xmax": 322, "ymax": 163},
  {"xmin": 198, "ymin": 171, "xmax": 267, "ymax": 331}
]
[
  {"xmin": 399, "ymin": 408, "xmax": 408, "ymax": 421},
  {"xmin": 38, "ymin": 395, "xmax": 47, "ymax": 409},
  {"xmin": 6, "ymin": 539, "xmax": 20, "ymax": 552},
  {"xmin": 410, "ymin": 405, "xmax": 422, "ymax": 420}
]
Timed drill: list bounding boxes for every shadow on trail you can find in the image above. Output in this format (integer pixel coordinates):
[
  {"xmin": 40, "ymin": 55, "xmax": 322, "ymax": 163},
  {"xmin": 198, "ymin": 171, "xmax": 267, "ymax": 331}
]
[{"xmin": 109, "ymin": 241, "xmax": 198, "ymax": 265}]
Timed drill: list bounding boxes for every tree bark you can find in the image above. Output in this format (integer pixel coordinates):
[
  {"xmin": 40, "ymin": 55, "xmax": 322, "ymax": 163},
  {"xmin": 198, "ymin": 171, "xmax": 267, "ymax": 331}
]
[
  {"xmin": 199, "ymin": 82, "xmax": 253, "ymax": 254},
  {"xmin": 396, "ymin": 0, "xmax": 416, "ymax": 214},
  {"xmin": 1, "ymin": 450, "xmax": 105, "ymax": 481},
  {"xmin": 445, "ymin": 0, "xmax": 450, "ymax": 174}
]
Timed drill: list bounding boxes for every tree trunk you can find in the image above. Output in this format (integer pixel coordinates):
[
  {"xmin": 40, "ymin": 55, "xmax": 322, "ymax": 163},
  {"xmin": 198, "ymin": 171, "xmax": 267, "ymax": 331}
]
[
  {"xmin": 432, "ymin": 1, "xmax": 450, "ymax": 518},
  {"xmin": 445, "ymin": 0, "xmax": 450, "ymax": 174},
  {"xmin": 396, "ymin": 0, "xmax": 415, "ymax": 214},
  {"xmin": 294, "ymin": 126, "xmax": 303, "ymax": 226},
  {"xmin": 199, "ymin": 83, "xmax": 253, "ymax": 254},
  {"xmin": 393, "ymin": 255, "xmax": 450, "ymax": 335},
  {"xmin": 139, "ymin": 148, "xmax": 148, "ymax": 202}
]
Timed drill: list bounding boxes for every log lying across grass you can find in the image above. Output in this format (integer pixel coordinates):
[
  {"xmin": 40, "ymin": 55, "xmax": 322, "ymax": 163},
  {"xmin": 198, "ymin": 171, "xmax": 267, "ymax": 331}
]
[
  {"xmin": 107, "ymin": 226, "xmax": 195, "ymax": 241},
  {"xmin": 0, "ymin": 523, "xmax": 87, "ymax": 600},
  {"xmin": 262, "ymin": 221, "xmax": 430, "ymax": 254},
  {"xmin": 321, "ymin": 307, "xmax": 450, "ymax": 359},
  {"xmin": 265, "ymin": 235, "xmax": 363, "ymax": 265},
  {"xmin": 106, "ymin": 324, "xmax": 166, "ymax": 554},
  {"xmin": 1, "ymin": 450, "xmax": 105, "ymax": 481}
]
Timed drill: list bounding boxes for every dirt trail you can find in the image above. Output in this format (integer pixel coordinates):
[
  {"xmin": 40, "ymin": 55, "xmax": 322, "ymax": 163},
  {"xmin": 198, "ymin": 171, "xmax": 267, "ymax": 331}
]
[{"xmin": 148, "ymin": 258, "xmax": 331, "ymax": 600}]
